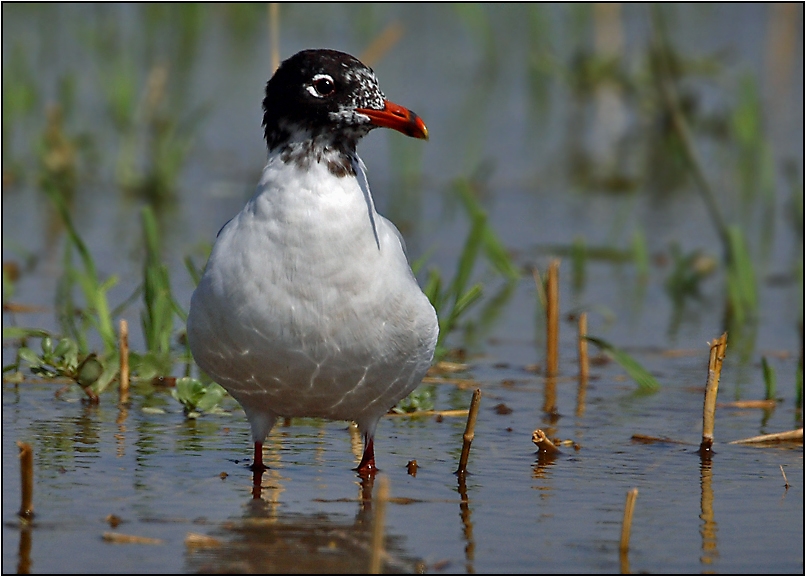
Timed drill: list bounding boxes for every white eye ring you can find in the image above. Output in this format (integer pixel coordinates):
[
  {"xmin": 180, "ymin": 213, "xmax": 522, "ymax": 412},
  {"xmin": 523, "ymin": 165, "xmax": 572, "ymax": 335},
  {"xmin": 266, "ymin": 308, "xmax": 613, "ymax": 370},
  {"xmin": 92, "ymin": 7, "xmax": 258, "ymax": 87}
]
[{"xmin": 307, "ymin": 74, "xmax": 336, "ymax": 97}]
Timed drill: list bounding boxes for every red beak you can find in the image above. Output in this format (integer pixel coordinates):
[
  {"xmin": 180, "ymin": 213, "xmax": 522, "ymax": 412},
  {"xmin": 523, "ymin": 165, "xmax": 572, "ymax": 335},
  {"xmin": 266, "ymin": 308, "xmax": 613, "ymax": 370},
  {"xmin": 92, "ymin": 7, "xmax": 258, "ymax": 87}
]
[{"xmin": 356, "ymin": 100, "xmax": 428, "ymax": 140}]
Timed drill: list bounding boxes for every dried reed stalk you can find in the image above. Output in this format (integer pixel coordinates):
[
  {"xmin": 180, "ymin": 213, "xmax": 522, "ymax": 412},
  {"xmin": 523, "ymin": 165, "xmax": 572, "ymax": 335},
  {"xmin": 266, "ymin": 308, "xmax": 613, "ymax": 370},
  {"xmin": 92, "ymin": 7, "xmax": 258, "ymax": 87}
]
[
  {"xmin": 17, "ymin": 441, "xmax": 34, "ymax": 520},
  {"xmin": 119, "ymin": 319, "xmax": 129, "ymax": 405},
  {"xmin": 728, "ymin": 428, "xmax": 803, "ymax": 445},
  {"xmin": 619, "ymin": 488, "xmax": 638, "ymax": 552},
  {"xmin": 577, "ymin": 312, "xmax": 589, "ymax": 416},
  {"xmin": 268, "ymin": 3, "xmax": 280, "ymax": 73},
  {"xmin": 700, "ymin": 333, "xmax": 727, "ymax": 454},
  {"xmin": 369, "ymin": 475, "xmax": 390, "ymax": 574},
  {"xmin": 546, "ymin": 259, "xmax": 560, "ymax": 377},
  {"xmin": 457, "ymin": 389, "xmax": 482, "ymax": 475},
  {"xmin": 577, "ymin": 312, "xmax": 589, "ymax": 381}
]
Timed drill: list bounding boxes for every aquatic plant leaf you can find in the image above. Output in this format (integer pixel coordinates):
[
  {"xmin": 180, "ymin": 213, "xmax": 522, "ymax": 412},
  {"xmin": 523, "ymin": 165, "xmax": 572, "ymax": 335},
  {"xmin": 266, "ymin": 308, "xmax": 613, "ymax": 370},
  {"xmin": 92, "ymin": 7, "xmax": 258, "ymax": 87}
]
[
  {"xmin": 195, "ymin": 382, "xmax": 227, "ymax": 413},
  {"xmin": 2, "ymin": 327, "xmax": 51, "ymax": 340},
  {"xmin": 393, "ymin": 384, "xmax": 436, "ymax": 414},
  {"xmin": 172, "ymin": 377, "xmax": 227, "ymax": 415},
  {"xmin": 75, "ymin": 354, "xmax": 103, "ymax": 388},
  {"xmin": 584, "ymin": 336, "xmax": 661, "ymax": 391},
  {"xmin": 17, "ymin": 347, "xmax": 43, "ymax": 367}
]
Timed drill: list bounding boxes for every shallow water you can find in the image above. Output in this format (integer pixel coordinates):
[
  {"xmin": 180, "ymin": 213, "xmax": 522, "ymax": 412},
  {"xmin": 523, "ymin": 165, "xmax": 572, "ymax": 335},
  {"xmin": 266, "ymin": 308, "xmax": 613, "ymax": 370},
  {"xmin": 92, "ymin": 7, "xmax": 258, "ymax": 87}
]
[
  {"xmin": 3, "ymin": 361, "xmax": 803, "ymax": 573},
  {"xmin": 3, "ymin": 4, "xmax": 804, "ymax": 574}
]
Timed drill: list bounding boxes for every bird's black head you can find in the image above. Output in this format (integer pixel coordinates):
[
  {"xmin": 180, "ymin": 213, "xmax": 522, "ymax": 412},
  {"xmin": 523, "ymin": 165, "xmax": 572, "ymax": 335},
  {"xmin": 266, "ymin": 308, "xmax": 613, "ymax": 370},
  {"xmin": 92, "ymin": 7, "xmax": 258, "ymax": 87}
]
[{"xmin": 262, "ymin": 49, "xmax": 427, "ymax": 175}]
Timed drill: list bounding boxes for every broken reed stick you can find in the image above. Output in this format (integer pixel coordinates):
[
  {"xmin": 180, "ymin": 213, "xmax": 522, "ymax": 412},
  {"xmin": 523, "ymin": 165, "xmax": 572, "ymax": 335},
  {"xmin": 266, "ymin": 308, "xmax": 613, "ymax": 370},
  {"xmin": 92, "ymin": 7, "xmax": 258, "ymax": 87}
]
[
  {"xmin": 369, "ymin": 475, "xmax": 389, "ymax": 574},
  {"xmin": 531, "ymin": 429, "xmax": 561, "ymax": 455},
  {"xmin": 728, "ymin": 428, "xmax": 803, "ymax": 445},
  {"xmin": 546, "ymin": 259, "xmax": 560, "ymax": 378},
  {"xmin": 119, "ymin": 319, "xmax": 129, "ymax": 405},
  {"xmin": 17, "ymin": 441, "xmax": 34, "ymax": 520},
  {"xmin": 700, "ymin": 332, "xmax": 728, "ymax": 455},
  {"xmin": 457, "ymin": 389, "xmax": 482, "ymax": 475},
  {"xmin": 780, "ymin": 465, "xmax": 790, "ymax": 489},
  {"xmin": 619, "ymin": 488, "xmax": 638, "ymax": 552}
]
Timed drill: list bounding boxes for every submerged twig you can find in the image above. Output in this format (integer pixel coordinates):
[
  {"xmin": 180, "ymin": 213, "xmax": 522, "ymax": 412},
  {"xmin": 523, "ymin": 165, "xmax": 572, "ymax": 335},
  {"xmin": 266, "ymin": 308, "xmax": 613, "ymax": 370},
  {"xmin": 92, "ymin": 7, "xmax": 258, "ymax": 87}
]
[
  {"xmin": 631, "ymin": 434, "xmax": 691, "ymax": 445},
  {"xmin": 369, "ymin": 475, "xmax": 389, "ymax": 574},
  {"xmin": 717, "ymin": 399, "xmax": 776, "ymax": 409},
  {"xmin": 17, "ymin": 441, "xmax": 34, "ymax": 520},
  {"xmin": 700, "ymin": 332, "xmax": 728, "ymax": 455},
  {"xmin": 728, "ymin": 428, "xmax": 803, "ymax": 445},
  {"xmin": 457, "ymin": 389, "xmax": 482, "ymax": 475},
  {"xmin": 102, "ymin": 532, "xmax": 164, "ymax": 545}
]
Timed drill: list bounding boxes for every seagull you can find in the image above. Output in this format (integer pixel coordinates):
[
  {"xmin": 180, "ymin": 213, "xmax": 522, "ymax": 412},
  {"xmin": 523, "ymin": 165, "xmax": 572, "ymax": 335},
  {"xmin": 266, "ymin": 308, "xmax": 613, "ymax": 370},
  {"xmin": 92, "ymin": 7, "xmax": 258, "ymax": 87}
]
[{"xmin": 187, "ymin": 49, "xmax": 438, "ymax": 476}]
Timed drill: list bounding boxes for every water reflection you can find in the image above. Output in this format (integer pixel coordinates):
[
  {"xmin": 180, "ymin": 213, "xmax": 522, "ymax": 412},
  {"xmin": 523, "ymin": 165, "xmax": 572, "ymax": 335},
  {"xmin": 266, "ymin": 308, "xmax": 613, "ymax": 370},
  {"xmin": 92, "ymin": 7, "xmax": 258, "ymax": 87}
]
[
  {"xmin": 185, "ymin": 477, "xmax": 420, "ymax": 573},
  {"xmin": 532, "ymin": 450, "xmax": 559, "ymax": 490},
  {"xmin": 699, "ymin": 459, "xmax": 719, "ymax": 567},
  {"xmin": 17, "ymin": 525, "xmax": 31, "ymax": 574},
  {"xmin": 457, "ymin": 474, "xmax": 475, "ymax": 574}
]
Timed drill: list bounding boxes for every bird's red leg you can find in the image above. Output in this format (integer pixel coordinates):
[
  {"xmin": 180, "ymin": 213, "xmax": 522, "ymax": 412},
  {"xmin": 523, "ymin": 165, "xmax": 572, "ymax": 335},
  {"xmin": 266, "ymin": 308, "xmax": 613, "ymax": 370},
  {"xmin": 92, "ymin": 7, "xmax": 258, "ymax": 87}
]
[
  {"xmin": 251, "ymin": 441, "xmax": 266, "ymax": 472},
  {"xmin": 251, "ymin": 442, "xmax": 266, "ymax": 499},
  {"xmin": 355, "ymin": 435, "xmax": 377, "ymax": 476}
]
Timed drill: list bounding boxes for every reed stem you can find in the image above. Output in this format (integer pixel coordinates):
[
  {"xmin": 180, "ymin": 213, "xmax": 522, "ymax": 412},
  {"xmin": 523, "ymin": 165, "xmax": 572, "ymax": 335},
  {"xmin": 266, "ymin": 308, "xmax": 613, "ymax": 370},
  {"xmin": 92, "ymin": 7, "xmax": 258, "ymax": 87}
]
[
  {"xmin": 457, "ymin": 389, "xmax": 482, "ymax": 475},
  {"xmin": 119, "ymin": 319, "xmax": 129, "ymax": 405},
  {"xmin": 577, "ymin": 312, "xmax": 589, "ymax": 416},
  {"xmin": 619, "ymin": 487, "xmax": 638, "ymax": 552},
  {"xmin": 700, "ymin": 333, "xmax": 728, "ymax": 455},
  {"xmin": 577, "ymin": 312, "xmax": 589, "ymax": 381},
  {"xmin": 17, "ymin": 441, "xmax": 34, "ymax": 520},
  {"xmin": 546, "ymin": 259, "xmax": 560, "ymax": 377}
]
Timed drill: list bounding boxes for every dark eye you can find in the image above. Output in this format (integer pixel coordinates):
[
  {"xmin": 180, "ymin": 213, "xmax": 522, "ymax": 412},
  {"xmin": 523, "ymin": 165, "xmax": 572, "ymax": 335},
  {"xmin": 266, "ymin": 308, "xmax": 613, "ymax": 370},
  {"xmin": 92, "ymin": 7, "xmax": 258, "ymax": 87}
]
[{"xmin": 312, "ymin": 77, "xmax": 335, "ymax": 96}]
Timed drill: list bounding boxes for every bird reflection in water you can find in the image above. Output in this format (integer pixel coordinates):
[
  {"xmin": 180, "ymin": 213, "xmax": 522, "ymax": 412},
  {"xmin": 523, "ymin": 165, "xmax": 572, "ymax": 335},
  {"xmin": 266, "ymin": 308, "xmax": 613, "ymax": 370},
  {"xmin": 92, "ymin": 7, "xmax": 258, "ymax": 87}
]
[{"xmin": 189, "ymin": 473, "xmax": 419, "ymax": 573}]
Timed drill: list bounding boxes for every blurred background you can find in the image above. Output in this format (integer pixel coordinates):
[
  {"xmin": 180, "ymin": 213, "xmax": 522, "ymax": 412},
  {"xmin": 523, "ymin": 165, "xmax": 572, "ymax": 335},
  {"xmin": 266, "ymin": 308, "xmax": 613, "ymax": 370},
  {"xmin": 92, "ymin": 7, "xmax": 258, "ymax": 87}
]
[{"xmin": 3, "ymin": 3, "xmax": 802, "ymax": 359}]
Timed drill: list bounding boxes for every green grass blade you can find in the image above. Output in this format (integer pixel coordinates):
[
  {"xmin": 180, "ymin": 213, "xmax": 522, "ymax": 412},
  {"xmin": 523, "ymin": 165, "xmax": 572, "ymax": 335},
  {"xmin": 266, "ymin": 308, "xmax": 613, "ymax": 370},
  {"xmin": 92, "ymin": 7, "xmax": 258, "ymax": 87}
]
[
  {"xmin": 761, "ymin": 356, "xmax": 776, "ymax": 400},
  {"xmin": 585, "ymin": 336, "xmax": 661, "ymax": 391}
]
